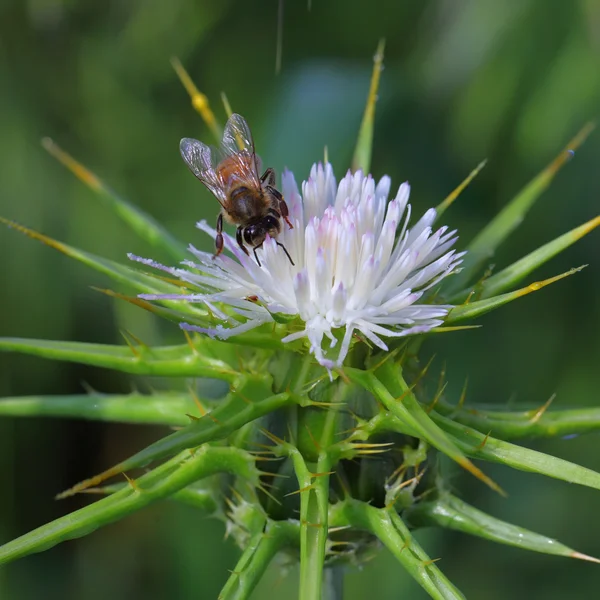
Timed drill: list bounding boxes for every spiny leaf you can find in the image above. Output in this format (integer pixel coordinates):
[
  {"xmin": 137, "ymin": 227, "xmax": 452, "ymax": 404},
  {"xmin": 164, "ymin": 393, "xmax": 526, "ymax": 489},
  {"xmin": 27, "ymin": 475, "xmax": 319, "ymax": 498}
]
[
  {"xmin": 434, "ymin": 400, "xmax": 600, "ymax": 441},
  {"xmin": 446, "ymin": 266, "xmax": 585, "ymax": 324},
  {"xmin": 445, "ymin": 122, "xmax": 595, "ymax": 294},
  {"xmin": 42, "ymin": 138, "xmax": 186, "ymax": 260},
  {"xmin": 56, "ymin": 376, "xmax": 289, "ymax": 498},
  {"xmin": 406, "ymin": 492, "xmax": 600, "ymax": 563},
  {"xmin": 0, "ymin": 447, "xmax": 256, "ymax": 567},
  {"xmin": 0, "ymin": 392, "xmax": 198, "ymax": 426},
  {"xmin": 347, "ymin": 365, "xmax": 504, "ymax": 496},
  {"xmin": 0, "ymin": 338, "xmax": 238, "ymax": 381},
  {"xmin": 171, "ymin": 56, "xmax": 221, "ymax": 142},
  {"xmin": 435, "ymin": 160, "xmax": 487, "ymax": 220},
  {"xmin": 351, "ymin": 39, "xmax": 385, "ymax": 174},
  {"xmin": 431, "ymin": 412, "xmax": 600, "ymax": 491},
  {"xmin": 0, "ymin": 217, "xmax": 206, "ymax": 319},
  {"xmin": 476, "ymin": 216, "xmax": 600, "ymax": 299},
  {"xmin": 338, "ymin": 500, "xmax": 465, "ymax": 600}
]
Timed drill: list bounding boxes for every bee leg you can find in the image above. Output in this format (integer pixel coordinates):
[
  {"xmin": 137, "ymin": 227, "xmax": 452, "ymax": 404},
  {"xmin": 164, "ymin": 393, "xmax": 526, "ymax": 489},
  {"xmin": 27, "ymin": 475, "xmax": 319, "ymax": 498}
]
[
  {"xmin": 266, "ymin": 185, "xmax": 294, "ymax": 230},
  {"xmin": 260, "ymin": 167, "xmax": 276, "ymax": 187},
  {"xmin": 252, "ymin": 245, "xmax": 263, "ymax": 268},
  {"xmin": 276, "ymin": 241, "xmax": 295, "ymax": 266},
  {"xmin": 236, "ymin": 227, "xmax": 250, "ymax": 256},
  {"xmin": 213, "ymin": 213, "xmax": 224, "ymax": 259}
]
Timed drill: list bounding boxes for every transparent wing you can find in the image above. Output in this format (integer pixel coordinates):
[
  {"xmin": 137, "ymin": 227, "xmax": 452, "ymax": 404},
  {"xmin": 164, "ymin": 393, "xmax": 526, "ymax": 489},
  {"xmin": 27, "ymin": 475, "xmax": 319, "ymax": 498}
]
[
  {"xmin": 179, "ymin": 137, "xmax": 227, "ymax": 206},
  {"xmin": 221, "ymin": 114, "xmax": 262, "ymax": 185},
  {"xmin": 221, "ymin": 113, "xmax": 255, "ymax": 155}
]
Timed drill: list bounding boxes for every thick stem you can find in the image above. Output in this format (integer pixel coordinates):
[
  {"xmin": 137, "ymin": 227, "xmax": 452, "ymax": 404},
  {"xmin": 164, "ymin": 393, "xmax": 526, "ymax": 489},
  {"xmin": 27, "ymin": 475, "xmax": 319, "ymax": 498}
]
[{"xmin": 219, "ymin": 521, "xmax": 298, "ymax": 600}]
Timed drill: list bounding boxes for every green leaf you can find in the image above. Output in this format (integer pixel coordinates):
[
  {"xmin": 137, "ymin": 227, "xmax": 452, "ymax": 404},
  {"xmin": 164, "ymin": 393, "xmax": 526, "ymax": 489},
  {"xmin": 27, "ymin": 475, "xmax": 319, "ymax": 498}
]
[
  {"xmin": 0, "ymin": 217, "xmax": 206, "ymax": 320},
  {"xmin": 351, "ymin": 39, "xmax": 385, "ymax": 174},
  {"xmin": 430, "ymin": 412, "xmax": 600, "ymax": 491},
  {"xmin": 56, "ymin": 375, "xmax": 290, "ymax": 498},
  {"xmin": 433, "ymin": 400, "xmax": 600, "ymax": 441},
  {"xmin": 347, "ymin": 364, "xmax": 504, "ymax": 495},
  {"xmin": 0, "ymin": 392, "xmax": 198, "ymax": 426},
  {"xmin": 476, "ymin": 216, "xmax": 600, "ymax": 299},
  {"xmin": 338, "ymin": 500, "xmax": 465, "ymax": 600},
  {"xmin": 42, "ymin": 138, "xmax": 186, "ymax": 260},
  {"xmin": 406, "ymin": 492, "xmax": 600, "ymax": 562},
  {"xmin": 446, "ymin": 266, "xmax": 585, "ymax": 324},
  {"xmin": 0, "ymin": 446, "xmax": 257, "ymax": 567},
  {"xmin": 435, "ymin": 160, "xmax": 487, "ymax": 220},
  {"xmin": 444, "ymin": 122, "xmax": 595, "ymax": 294},
  {"xmin": 0, "ymin": 338, "xmax": 238, "ymax": 381}
]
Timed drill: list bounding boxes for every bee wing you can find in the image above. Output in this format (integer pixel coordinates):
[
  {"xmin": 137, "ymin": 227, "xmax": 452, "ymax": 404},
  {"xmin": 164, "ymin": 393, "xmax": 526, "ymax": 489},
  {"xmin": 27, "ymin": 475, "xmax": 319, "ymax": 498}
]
[
  {"xmin": 221, "ymin": 113, "xmax": 262, "ymax": 185},
  {"xmin": 179, "ymin": 137, "xmax": 228, "ymax": 206}
]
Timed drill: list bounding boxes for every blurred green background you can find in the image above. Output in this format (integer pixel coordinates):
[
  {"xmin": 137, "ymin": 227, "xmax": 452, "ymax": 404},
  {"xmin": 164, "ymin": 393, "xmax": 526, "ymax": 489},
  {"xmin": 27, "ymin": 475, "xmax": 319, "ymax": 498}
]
[{"xmin": 1, "ymin": 0, "xmax": 600, "ymax": 598}]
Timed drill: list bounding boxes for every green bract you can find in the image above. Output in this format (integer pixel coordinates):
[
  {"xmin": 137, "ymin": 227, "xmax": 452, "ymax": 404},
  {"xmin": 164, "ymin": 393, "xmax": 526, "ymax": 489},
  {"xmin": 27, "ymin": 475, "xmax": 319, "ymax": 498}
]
[{"xmin": 1, "ymin": 49, "xmax": 599, "ymax": 600}]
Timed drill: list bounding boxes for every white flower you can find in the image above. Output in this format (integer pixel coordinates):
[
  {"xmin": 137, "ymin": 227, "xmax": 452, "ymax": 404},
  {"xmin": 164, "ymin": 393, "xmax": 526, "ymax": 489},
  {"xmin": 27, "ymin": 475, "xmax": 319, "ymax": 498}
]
[{"xmin": 129, "ymin": 163, "xmax": 464, "ymax": 370}]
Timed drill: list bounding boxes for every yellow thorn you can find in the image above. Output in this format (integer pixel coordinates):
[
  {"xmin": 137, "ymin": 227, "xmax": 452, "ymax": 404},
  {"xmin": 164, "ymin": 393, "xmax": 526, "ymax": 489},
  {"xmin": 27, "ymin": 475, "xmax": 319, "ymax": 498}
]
[
  {"xmin": 571, "ymin": 551, "xmax": 600, "ymax": 564},
  {"xmin": 476, "ymin": 431, "xmax": 492, "ymax": 451},
  {"xmin": 437, "ymin": 160, "xmax": 487, "ymax": 216},
  {"xmin": 220, "ymin": 91, "xmax": 233, "ymax": 120},
  {"xmin": 123, "ymin": 473, "xmax": 140, "ymax": 492},
  {"xmin": 41, "ymin": 137, "xmax": 103, "ymax": 192},
  {"xmin": 120, "ymin": 330, "xmax": 140, "ymax": 357},
  {"xmin": 304, "ymin": 424, "xmax": 321, "ymax": 452},
  {"xmin": 260, "ymin": 427, "xmax": 286, "ymax": 446},
  {"xmin": 547, "ymin": 121, "xmax": 596, "ymax": 177},
  {"xmin": 529, "ymin": 393, "xmax": 556, "ymax": 424},
  {"xmin": 285, "ymin": 484, "xmax": 315, "ymax": 497},
  {"xmin": 426, "ymin": 381, "xmax": 448, "ymax": 414},
  {"xmin": 183, "ymin": 329, "xmax": 198, "ymax": 354},
  {"xmin": 189, "ymin": 386, "xmax": 208, "ymax": 417},
  {"xmin": 170, "ymin": 56, "xmax": 221, "ymax": 142},
  {"xmin": 457, "ymin": 378, "xmax": 469, "ymax": 410},
  {"xmin": 422, "ymin": 558, "xmax": 442, "ymax": 567},
  {"xmin": 515, "ymin": 266, "xmax": 587, "ymax": 297}
]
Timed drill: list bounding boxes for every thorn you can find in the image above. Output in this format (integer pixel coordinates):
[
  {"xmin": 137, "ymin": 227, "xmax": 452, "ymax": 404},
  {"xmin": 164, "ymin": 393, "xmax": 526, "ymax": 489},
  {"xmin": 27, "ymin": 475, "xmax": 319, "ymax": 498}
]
[
  {"xmin": 476, "ymin": 431, "xmax": 492, "ymax": 451},
  {"xmin": 437, "ymin": 159, "xmax": 487, "ymax": 216},
  {"xmin": 185, "ymin": 413, "xmax": 200, "ymax": 422},
  {"xmin": 285, "ymin": 484, "xmax": 315, "ymax": 497},
  {"xmin": 457, "ymin": 378, "xmax": 469, "ymax": 410},
  {"xmin": 220, "ymin": 91, "xmax": 233, "ymax": 120},
  {"xmin": 41, "ymin": 137, "xmax": 103, "ymax": 192},
  {"xmin": 412, "ymin": 354, "xmax": 436, "ymax": 388},
  {"xmin": 123, "ymin": 473, "xmax": 140, "ymax": 492},
  {"xmin": 260, "ymin": 427, "xmax": 286, "ymax": 446},
  {"xmin": 571, "ymin": 551, "xmax": 600, "ymax": 564},
  {"xmin": 461, "ymin": 289, "xmax": 476, "ymax": 306},
  {"xmin": 170, "ymin": 57, "xmax": 221, "ymax": 142},
  {"xmin": 231, "ymin": 386, "xmax": 253, "ymax": 406},
  {"xmin": 183, "ymin": 329, "xmax": 198, "ymax": 354},
  {"xmin": 422, "ymin": 558, "xmax": 442, "ymax": 567},
  {"xmin": 370, "ymin": 345, "xmax": 404, "ymax": 372},
  {"xmin": 120, "ymin": 330, "xmax": 140, "ymax": 357},
  {"xmin": 310, "ymin": 471, "xmax": 335, "ymax": 478},
  {"xmin": 258, "ymin": 483, "xmax": 282, "ymax": 505},
  {"xmin": 427, "ymin": 381, "xmax": 448, "ymax": 414},
  {"xmin": 124, "ymin": 329, "xmax": 149, "ymax": 349},
  {"xmin": 304, "ymin": 424, "xmax": 321, "ymax": 452},
  {"xmin": 529, "ymin": 393, "xmax": 556, "ymax": 424}
]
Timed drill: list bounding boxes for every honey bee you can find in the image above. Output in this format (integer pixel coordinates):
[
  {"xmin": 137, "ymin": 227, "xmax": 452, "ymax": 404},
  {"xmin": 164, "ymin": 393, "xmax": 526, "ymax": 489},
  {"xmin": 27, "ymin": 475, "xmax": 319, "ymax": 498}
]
[{"xmin": 179, "ymin": 113, "xmax": 294, "ymax": 267}]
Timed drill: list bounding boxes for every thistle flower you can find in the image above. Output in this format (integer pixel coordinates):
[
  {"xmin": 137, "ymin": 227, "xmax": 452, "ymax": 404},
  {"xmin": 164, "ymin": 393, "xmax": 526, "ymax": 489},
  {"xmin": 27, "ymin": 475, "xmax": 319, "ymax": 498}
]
[
  {"xmin": 132, "ymin": 163, "xmax": 464, "ymax": 370},
  {"xmin": 1, "ymin": 48, "xmax": 600, "ymax": 600}
]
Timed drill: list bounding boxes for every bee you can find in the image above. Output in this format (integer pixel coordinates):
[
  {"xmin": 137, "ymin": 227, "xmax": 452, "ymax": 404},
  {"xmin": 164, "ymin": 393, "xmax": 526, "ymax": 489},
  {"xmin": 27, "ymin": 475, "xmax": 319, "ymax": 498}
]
[{"xmin": 179, "ymin": 113, "xmax": 294, "ymax": 267}]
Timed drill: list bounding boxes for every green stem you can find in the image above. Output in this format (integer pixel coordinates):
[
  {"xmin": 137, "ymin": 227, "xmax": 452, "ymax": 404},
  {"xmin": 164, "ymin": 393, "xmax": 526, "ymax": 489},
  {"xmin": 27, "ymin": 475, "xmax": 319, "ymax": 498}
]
[
  {"xmin": 0, "ymin": 447, "xmax": 257, "ymax": 566},
  {"xmin": 219, "ymin": 521, "xmax": 298, "ymax": 600},
  {"xmin": 433, "ymin": 400, "xmax": 600, "ymax": 441},
  {"xmin": 340, "ymin": 500, "xmax": 465, "ymax": 600}
]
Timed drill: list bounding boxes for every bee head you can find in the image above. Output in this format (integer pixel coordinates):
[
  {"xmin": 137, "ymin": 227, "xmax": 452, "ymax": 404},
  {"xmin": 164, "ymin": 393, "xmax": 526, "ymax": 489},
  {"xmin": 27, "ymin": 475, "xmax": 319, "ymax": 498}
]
[{"xmin": 243, "ymin": 215, "xmax": 281, "ymax": 248}]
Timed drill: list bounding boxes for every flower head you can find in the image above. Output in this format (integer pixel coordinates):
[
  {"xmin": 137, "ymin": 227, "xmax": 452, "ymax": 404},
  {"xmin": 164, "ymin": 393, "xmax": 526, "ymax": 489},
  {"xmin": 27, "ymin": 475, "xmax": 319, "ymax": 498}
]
[{"xmin": 131, "ymin": 163, "xmax": 464, "ymax": 369}]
